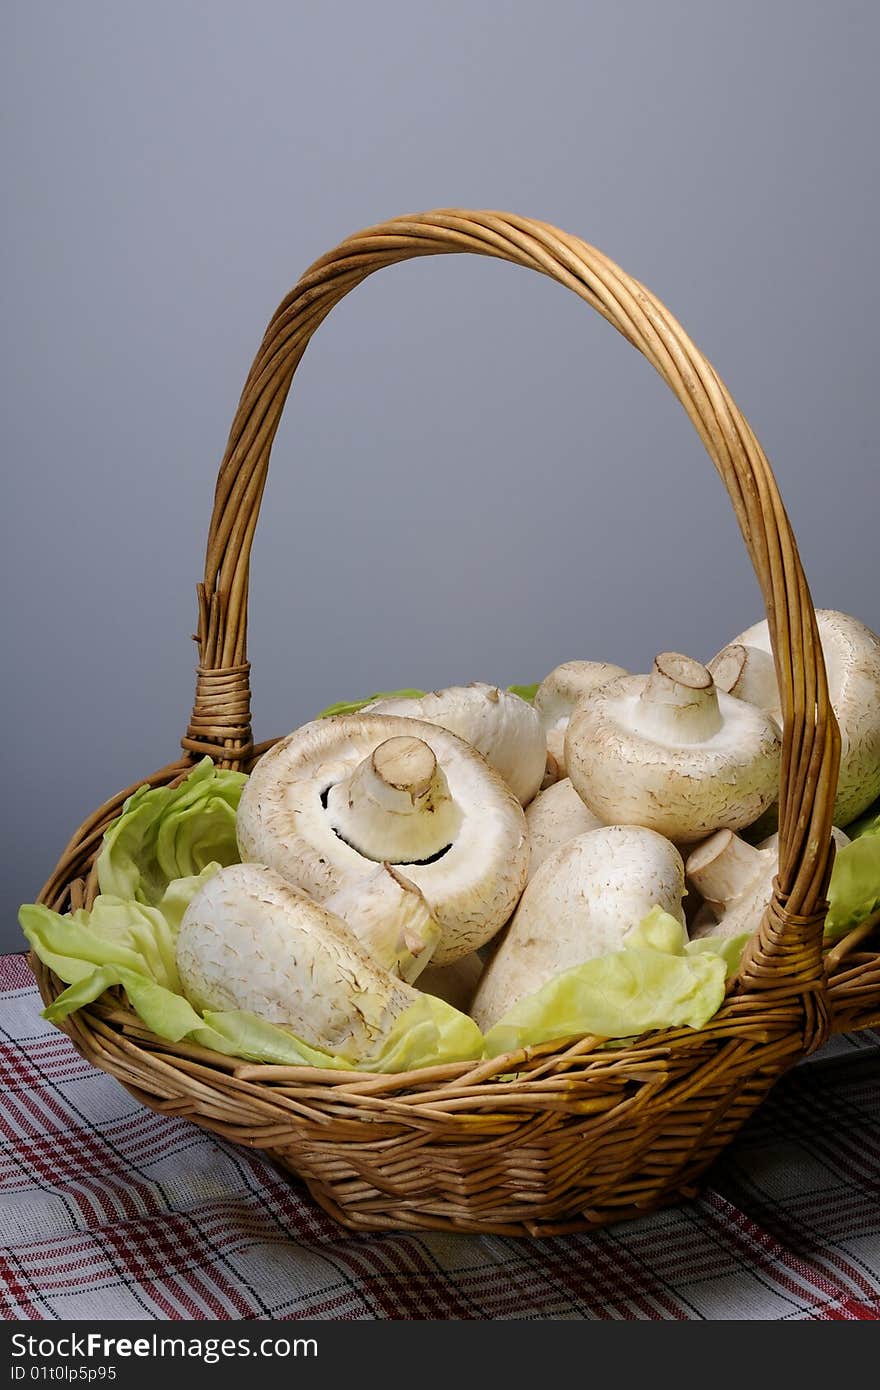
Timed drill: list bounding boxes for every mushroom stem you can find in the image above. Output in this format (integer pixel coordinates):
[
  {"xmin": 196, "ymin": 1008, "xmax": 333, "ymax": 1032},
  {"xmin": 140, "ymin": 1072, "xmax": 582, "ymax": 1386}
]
[
  {"xmin": 709, "ymin": 643, "xmax": 779, "ymax": 710},
  {"xmin": 638, "ymin": 652, "xmax": 722, "ymax": 744},
  {"xmin": 686, "ymin": 829, "xmax": 768, "ymax": 909},
  {"xmin": 366, "ymin": 683, "xmax": 548, "ymax": 805},
  {"xmin": 325, "ymin": 736, "xmax": 462, "ymax": 863},
  {"xmin": 355, "ymin": 737, "xmax": 440, "ymax": 812},
  {"xmin": 323, "ymin": 862, "xmax": 442, "ymax": 983}
]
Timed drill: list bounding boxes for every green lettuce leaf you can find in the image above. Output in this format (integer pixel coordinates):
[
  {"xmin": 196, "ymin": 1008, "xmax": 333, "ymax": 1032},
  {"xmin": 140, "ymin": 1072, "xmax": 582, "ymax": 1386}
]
[
  {"xmin": 23, "ymin": 888, "xmax": 731, "ymax": 1069},
  {"xmin": 825, "ymin": 828, "xmax": 880, "ymax": 937},
  {"xmin": 686, "ymin": 931, "xmax": 753, "ymax": 980},
  {"xmin": 20, "ymin": 863, "xmax": 221, "ymax": 995},
  {"xmin": 482, "ymin": 908, "xmax": 728, "ymax": 1056},
  {"xmin": 196, "ymin": 993, "xmax": 482, "ymax": 1071},
  {"xmin": 96, "ymin": 759, "xmax": 246, "ymax": 905}
]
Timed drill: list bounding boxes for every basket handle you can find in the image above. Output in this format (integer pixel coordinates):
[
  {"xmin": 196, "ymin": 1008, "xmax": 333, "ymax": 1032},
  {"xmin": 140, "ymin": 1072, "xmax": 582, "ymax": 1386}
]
[{"xmin": 183, "ymin": 209, "xmax": 840, "ymax": 1039}]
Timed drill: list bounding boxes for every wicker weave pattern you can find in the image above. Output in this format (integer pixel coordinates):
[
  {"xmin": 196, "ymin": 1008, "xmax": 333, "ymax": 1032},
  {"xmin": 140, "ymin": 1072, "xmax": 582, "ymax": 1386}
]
[{"xmin": 32, "ymin": 211, "xmax": 879, "ymax": 1235}]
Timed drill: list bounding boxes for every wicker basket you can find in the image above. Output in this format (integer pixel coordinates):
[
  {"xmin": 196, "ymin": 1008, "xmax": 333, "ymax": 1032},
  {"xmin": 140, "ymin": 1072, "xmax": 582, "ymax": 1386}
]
[{"xmin": 32, "ymin": 210, "xmax": 880, "ymax": 1237}]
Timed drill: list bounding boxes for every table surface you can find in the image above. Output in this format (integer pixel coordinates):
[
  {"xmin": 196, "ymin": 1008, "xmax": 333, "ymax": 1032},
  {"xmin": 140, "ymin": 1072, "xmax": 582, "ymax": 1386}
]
[{"xmin": 1, "ymin": 953, "xmax": 878, "ymax": 1322}]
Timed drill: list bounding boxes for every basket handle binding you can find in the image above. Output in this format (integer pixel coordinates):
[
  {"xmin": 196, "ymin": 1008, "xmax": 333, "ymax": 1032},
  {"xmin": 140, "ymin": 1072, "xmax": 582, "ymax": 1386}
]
[{"xmin": 182, "ymin": 209, "xmax": 840, "ymax": 1043}]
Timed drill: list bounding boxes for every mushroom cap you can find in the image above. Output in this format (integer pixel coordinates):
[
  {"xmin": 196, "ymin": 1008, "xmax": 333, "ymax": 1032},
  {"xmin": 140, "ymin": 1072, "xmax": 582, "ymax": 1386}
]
[
  {"xmin": 176, "ymin": 862, "xmax": 416, "ymax": 1056},
  {"xmin": 237, "ymin": 713, "xmax": 529, "ymax": 964},
  {"xmin": 534, "ymin": 660, "xmax": 629, "ymax": 731},
  {"xmin": 535, "ymin": 661, "xmax": 628, "ymax": 778},
  {"xmin": 365, "ymin": 683, "xmax": 547, "ymax": 805},
  {"xmin": 471, "ymin": 825, "xmax": 686, "ymax": 1029},
  {"xmin": 524, "ymin": 778, "xmax": 604, "ymax": 880},
  {"xmin": 565, "ymin": 655, "xmax": 782, "ymax": 844},
  {"xmin": 713, "ymin": 610, "xmax": 880, "ymax": 826}
]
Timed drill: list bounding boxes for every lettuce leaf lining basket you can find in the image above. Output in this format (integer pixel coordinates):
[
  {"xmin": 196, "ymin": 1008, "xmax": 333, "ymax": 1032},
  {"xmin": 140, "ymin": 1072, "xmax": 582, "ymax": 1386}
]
[{"xmin": 30, "ymin": 210, "xmax": 880, "ymax": 1237}]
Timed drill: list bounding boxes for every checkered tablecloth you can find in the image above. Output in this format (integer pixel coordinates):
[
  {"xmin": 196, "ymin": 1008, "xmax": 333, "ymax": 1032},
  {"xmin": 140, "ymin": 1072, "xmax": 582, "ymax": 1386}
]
[{"xmin": 1, "ymin": 953, "xmax": 878, "ymax": 1321}]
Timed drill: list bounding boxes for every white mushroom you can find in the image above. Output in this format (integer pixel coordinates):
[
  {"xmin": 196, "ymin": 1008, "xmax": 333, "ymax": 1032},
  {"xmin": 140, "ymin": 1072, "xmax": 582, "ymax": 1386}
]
[
  {"xmin": 471, "ymin": 825, "xmax": 686, "ymax": 1030},
  {"xmin": 364, "ymin": 683, "xmax": 546, "ymax": 805},
  {"xmin": 176, "ymin": 863, "xmax": 418, "ymax": 1058},
  {"xmin": 565, "ymin": 652, "xmax": 782, "ymax": 844},
  {"xmin": 685, "ymin": 831, "xmax": 776, "ymax": 940},
  {"xmin": 323, "ymin": 862, "xmax": 441, "ymax": 983},
  {"xmin": 709, "ymin": 610, "xmax": 880, "ymax": 826},
  {"xmin": 524, "ymin": 778, "xmax": 603, "ymax": 880},
  {"xmin": 416, "ymin": 952, "xmax": 484, "ymax": 1012},
  {"xmin": 534, "ymin": 660, "xmax": 628, "ymax": 776},
  {"xmin": 707, "ymin": 643, "xmax": 780, "ymax": 715},
  {"xmin": 686, "ymin": 825, "xmax": 850, "ymax": 941},
  {"xmin": 237, "ymin": 714, "xmax": 529, "ymax": 964}
]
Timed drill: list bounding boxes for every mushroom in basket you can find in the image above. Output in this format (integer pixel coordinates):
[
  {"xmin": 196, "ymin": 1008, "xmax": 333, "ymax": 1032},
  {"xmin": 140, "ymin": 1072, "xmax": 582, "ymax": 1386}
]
[
  {"xmin": 533, "ymin": 659, "xmax": 628, "ymax": 780},
  {"xmin": 471, "ymin": 824, "xmax": 686, "ymax": 1029},
  {"xmin": 236, "ymin": 713, "xmax": 529, "ymax": 964},
  {"xmin": 686, "ymin": 825, "xmax": 851, "ymax": 942},
  {"xmin": 709, "ymin": 610, "xmax": 880, "ymax": 827},
  {"xmin": 524, "ymin": 777, "xmax": 604, "ymax": 880},
  {"xmin": 363, "ymin": 683, "xmax": 548, "ymax": 806},
  {"xmin": 565, "ymin": 652, "xmax": 782, "ymax": 844},
  {"xmin": 176, "ymin": 862, "xmax": 436, "ymax": 1057}
]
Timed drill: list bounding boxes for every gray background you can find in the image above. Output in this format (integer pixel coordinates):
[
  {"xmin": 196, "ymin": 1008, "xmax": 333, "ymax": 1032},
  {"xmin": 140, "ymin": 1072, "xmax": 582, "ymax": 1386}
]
[{"xmin": 3, "ymin": 1, "xmax": 878, "ymax": 950}]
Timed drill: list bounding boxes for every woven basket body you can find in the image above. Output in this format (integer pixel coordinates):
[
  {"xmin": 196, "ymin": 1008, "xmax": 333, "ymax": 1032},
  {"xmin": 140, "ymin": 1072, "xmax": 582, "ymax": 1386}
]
[{"xmin": 32, "ymin": 211, "xmax": 880, "ymax": 1236}]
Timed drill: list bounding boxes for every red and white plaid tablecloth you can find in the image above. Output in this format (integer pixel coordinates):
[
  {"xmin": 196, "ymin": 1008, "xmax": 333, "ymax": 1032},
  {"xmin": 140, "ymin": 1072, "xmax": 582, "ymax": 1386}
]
[{"xmin": 1, "ymin": 953, "xmax": 878, "ymax": 1321}]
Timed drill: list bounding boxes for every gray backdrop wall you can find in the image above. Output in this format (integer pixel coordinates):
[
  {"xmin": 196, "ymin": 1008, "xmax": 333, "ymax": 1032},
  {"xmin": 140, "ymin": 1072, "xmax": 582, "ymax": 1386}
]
[{"xmin": 3, "ymin": 1, "xmax": 878, "ymax": 950}]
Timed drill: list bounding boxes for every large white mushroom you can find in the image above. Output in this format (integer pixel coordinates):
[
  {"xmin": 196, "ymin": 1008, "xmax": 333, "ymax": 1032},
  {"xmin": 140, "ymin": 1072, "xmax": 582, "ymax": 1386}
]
[
  {"xmin": 534, "ymin": 660, "xmax": 628, "ymax": 777},
  {"xmin": 524, "ymin": 778, "xmax": 603, "ymax": 880},
  {"xmin": 237, "ymin": 714, "xmax": 529, "ymax": 964},
  {"xmin": 364, "ymin": 684, "xmax": 546, "ymax": 805},
  {"xmin": 176, "ymin": 863, "xmax": 419, "ymax": 1059},
  {"xmin": 709, "ymin": 610, "xmax": 880, "ymax": 826},
  {"xmin": 685, "ymin": 825, "xmax": 851, "ymax": 941},
  {"xmin": 471, "ymin": 825, "xmax": 686, "ymax": 1030},
  {"xmin": 565, "ymin": 652, "xmax": 782, "ymax": 844}
]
